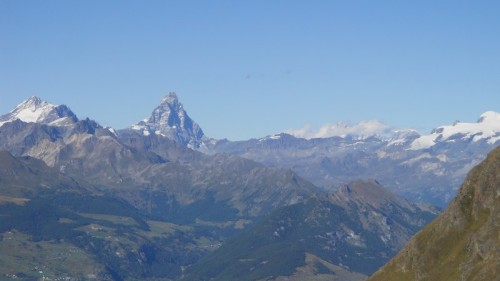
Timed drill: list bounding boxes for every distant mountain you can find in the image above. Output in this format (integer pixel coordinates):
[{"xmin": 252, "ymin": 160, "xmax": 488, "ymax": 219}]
[
  {"xmin": 410, "ymin": 111, "xmax": 500, "ymax": 150},
  {"xmin": 207, "ymin": 113, "xmax": 500, "ymax": 207},
  {"xmin": 368, "ymin": 146, "xmax": 500, "ymax": 281},
  {"xmin": 185, "ymin": 180, "xmax": 437, "ymax": 281},
  {"xmin": 127, "ymin": 92, "xmax": 208, "ymax": 149},
  {"xmin": 0, "ymin": 96, "xmax": 78, "ymax": 127}
]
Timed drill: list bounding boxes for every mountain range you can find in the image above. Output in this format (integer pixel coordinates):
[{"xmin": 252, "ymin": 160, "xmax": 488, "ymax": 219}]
[
  {"xmin": 3, "ymin": 94, "xmax": 497, "ymax": 208},
  {"xmin": 207, "ymin": 112, "xmax": 499, "ymax": 207},
  {"xmin": 0, "ymin": 94, "xmax": 448, "ymax": 280}
]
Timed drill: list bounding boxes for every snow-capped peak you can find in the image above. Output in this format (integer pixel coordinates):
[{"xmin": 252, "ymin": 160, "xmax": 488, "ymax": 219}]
[
  {"xmin": 130, "ymin": 92, "xmax": 206, "ymax": 148},
  {"xmin": 9, "ymin": 96, "xmax": 56, "ymax": 123},
  {"xmin": 410, "ymin": 111, "xmax": 500, "ymax": 150},
  {"xmin": 0, "ymin": 96, "xmax": 79, "ymax": 127}
]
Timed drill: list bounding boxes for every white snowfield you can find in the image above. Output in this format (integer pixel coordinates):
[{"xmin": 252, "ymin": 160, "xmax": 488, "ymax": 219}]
[
  {"xmin": 0, "ymin": 96, "xmax": 57, "ymax": 126},
  {"xmin": 0, "ymin": 96, "xmax": 77, "ymax": 127},
  {"xmin": 410, "ymin": 111, "xmax": 500, "ymax": 150}
]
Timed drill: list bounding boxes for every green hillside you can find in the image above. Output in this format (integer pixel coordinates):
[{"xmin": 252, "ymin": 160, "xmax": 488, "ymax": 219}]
[{"xmin": 368, "ymin": 146, "xmax": 500, "ymax": 281}]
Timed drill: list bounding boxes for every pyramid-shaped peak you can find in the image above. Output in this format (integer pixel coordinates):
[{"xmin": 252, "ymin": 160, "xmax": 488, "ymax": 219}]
[
  {"xmin": 130, "ymin": 93, "xmax": 206, "ymax": 148},
  {"xmin": 161, "ymin": 92, "xmax": 180, "ymax": 105}
]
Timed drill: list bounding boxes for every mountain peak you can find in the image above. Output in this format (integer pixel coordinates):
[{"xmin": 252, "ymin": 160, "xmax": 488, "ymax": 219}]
[
  {"xmin": 333, "ymin": 180, "xmax": 410, "ymax": 208},
  {"xmin": 13, "ymin": 96, "xmax": 55, "ymax": 120},
  {"xmin": 22, "ymin": 96, "xmax": 45, "ymax": 106},
  {"xmin": 0, "ymin": 96, "xmax": 78, "ymax": 127},
  {"xmin": 161, "ymin": 92, "xmax": 179, "ymax": 105},
  {"xmin": 410, "ymin": 111, "xmax": 500, "ymax": 150},
  {"xmin": 130, "ymin": 93, "xmax": 206, "ymax": 148}
]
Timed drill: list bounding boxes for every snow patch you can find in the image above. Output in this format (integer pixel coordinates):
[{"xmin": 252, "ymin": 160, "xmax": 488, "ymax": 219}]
[
  {"xmin": 410, "ymin": 135, "xmax": 436, "ymax": 150},
  {"xmin": 259, "ymin": 134, "xmax": 282, "ymax": 142},
  {"xmin": 487, "ymin": 135, "xmax": 500, "ymax": 144},
  {"xmin": 107, "ymin": 127, "xmax": 117, "ymax": 136},
  {"xmin": 131, "ymin": 124, "xmax": 143, "ymax": 130}
]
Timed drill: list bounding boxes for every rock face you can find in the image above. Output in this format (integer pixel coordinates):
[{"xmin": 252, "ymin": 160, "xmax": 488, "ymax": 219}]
[
  {"xmin": 129, "ymin": 92, "xmax": 206, "ymax": 148},
  {"xmin": 368, "ymin": 146, "xmax": 500, "ymax": 281}
]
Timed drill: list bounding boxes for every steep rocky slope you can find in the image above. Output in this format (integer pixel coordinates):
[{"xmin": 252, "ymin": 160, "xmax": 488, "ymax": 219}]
[{"xmin": 368, "ymin": 146, "xmax": 500, "ymax": 281}]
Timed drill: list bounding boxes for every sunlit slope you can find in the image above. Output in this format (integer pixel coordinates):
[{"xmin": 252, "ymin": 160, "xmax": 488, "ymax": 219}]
[{"xmin": 368, "ymin": 146, "xmax": 500, "ymax": 281}]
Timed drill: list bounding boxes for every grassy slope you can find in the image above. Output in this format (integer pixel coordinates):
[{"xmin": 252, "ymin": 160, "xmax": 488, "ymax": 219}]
[
  {"xmin": 271, "ymin": 253, "xmax": 367, "ymax": 281},
  {"xmin": 368, "ymin": 147, "xmax": 500, "ymax": 281},
  {"xmin": 0, "ymin": 231, "xmax": 107, "ymax": 280}
]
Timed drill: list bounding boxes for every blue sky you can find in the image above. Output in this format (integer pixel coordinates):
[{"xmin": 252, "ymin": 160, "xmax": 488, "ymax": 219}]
[{"xmin": 1, "ymin": 1, "xmax": 499, "ymax": 140}]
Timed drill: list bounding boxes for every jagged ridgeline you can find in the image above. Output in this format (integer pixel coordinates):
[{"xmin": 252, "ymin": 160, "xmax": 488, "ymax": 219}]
[{"xmin": 368, "ymin": 146, "xmax": 500, "ymax": 281}]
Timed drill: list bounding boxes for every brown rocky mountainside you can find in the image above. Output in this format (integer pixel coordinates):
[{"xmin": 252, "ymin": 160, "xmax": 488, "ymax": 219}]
[{"xmin": 368, "ymin": 146, "xmax": 500, "ymax": 281}]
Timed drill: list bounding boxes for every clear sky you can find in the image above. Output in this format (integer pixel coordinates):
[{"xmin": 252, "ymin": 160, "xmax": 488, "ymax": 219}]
[{"xmin": 1, "ymin": 1, "xmax": 499, "ymax": 140}]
